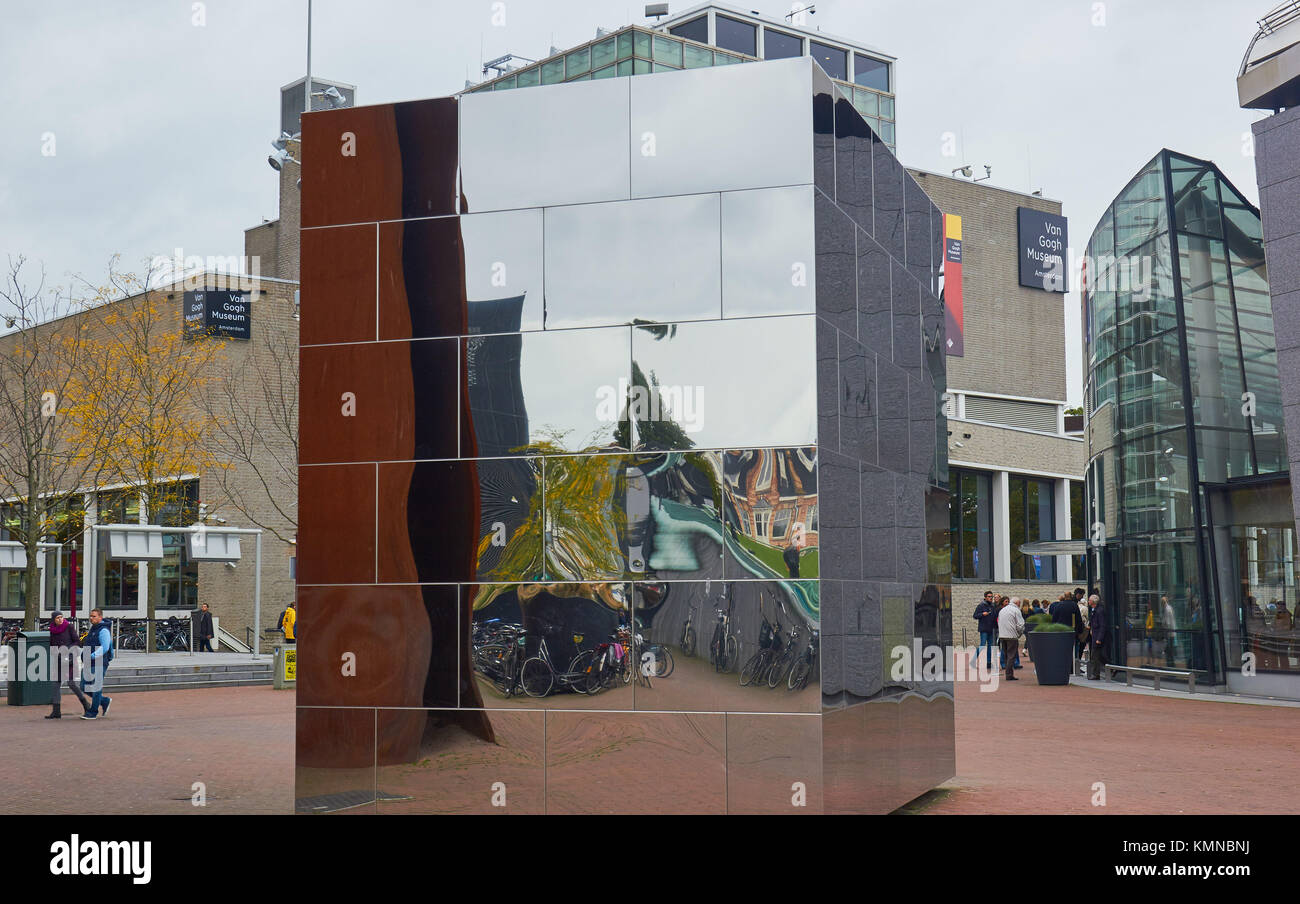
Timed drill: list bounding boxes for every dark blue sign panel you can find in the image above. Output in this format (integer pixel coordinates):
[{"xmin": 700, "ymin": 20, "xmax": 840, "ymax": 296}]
[
  {"xmin": 183, "ymin": 290, "xmax": 251, "ymax": 340},
  {"xmin": 1017, "ymin": 207, "xmax": 1068, "ymax": 293}
]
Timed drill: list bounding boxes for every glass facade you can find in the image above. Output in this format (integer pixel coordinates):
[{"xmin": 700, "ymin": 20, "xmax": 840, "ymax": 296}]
[
  {"xmin": 949, "ymin": 468, "xmax": 992, "ymax": 581},
  {"xmin": 1008, "ymin": 475, "xmax": 1055, "ymax": 581},
  {"xmin": 1083, "ymin": 150, "xmax": 1293, "ymax": 683},
  {"xmin": 465, "ymin": 25, "xmax": 897, "ymax": 152},
  {"xmin": 298, "ymin": 57, "xmax": 950, "ymax": 813}
]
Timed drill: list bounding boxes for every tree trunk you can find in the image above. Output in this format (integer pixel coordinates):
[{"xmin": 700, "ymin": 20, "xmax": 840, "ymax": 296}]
[{"xmin": 22, "ymin": 546, "xmax": 39, "ymax": 631}]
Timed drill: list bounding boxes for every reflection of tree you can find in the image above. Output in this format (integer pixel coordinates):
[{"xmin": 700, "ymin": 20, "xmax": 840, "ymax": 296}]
[
  {"xmin": 544, "ymin": 451, "xmax": 629, "ymax": 579},
  {"xmin": 471, "ymin": 581, "xmax": 626, "ymax": 613},
  {"xmin": 614, "ymin": 344, "xmax": 696, "ymax": 450},
  {"xmin": 474, "ymin": 457, "xmax": 543, "ymax": 582}
]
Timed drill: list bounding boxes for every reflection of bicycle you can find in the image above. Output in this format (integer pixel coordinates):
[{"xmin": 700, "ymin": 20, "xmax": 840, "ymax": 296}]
[
  {"xmin": 473, "ymin": 624, "xmax": 526, "ymax": 697},
  {"xmin": 788, "ymin": 630, "xmax": 819, "ymax": 691},
  {"xmin": 680, "ymin": 600, "xmax": 698, "ymax": 657},
  {"xmin": 521, "ymin": 632, "xmax": 603, "ymax": 698},
  {"xmin": 618, "ymin": 626, "xmax": 654, "ymax": 688},
  {"xmin": 767, "ymin": 624, "xmax": 800, "ymax": 688},
  {"xmin": 709, "ymin": 589, "xmax": 740, "ymax": 673},
  {"xmin": 741, "ymin": 615, "xmax": 783, "ymax": 687}
]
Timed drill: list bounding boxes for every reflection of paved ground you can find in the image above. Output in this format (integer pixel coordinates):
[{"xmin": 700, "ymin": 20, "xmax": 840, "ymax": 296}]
[
  {"xmin": 471, "ymin": 645, "xmax": 818, "ymax": 713},
  {"xmin": 2, "ymin": 686, "xmax": 294, "ymax": 814},
  {"xmin": 917, "ymin": 657, "xmax": 1300, "ymax": 814}
]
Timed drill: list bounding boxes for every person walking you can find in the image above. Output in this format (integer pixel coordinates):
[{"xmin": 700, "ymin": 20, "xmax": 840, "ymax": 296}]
[
  {"xmin": 1018, "ymin": 599, "xmax": 1033, "ymax": 663},
  {"xmin": 998, "ymin": 596, "xmax": 1025, "ymax": 681},
  {"xmin": 1086, "ymin": 594, "xmax": 1109, "ymax": 680},
  {"xmin": 282, "ymin": 601, "xmax": 297, "ymax": 644},
  {"xmin": 46, "ymin": 612, "xmax": 91, "ymax": 720},
  {"xmin": 79, "ymin": 609, "xmax": 113, "ymax": 720},
  {"xmin": 196, "ymin": 603, "xmax": 215, "ymax": 653},
  {"xmin": 1161, "ymin": 595, "xmax": 1177, "ymax": 666},
  {"xmin": 1076, "ymin": 591, "xmax": 1091, "ymax": 661},
  {"xmin": 972, "ymin": 591, "xmax": 998, "ymax": 670},
  {"xmin": 783, "ymin": 540, "xmax": 801, "ymax": 579}
]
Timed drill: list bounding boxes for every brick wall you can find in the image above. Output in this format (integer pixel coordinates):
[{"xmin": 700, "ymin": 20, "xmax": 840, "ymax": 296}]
[
  {"xmin": 0, "ymin": 275, "xmax": 299, "ymax": 642},
  {"xmin": 949, "ymin": 419, "xmax": 1086, "ymax": 477},
  {"xmin": 907, "ymin": 170, "xmax": 1067, "ymax": 404}
]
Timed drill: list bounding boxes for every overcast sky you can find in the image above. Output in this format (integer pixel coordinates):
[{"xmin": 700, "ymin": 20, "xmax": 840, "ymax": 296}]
[{"xmin": 0, "ymin": 0, "xmax": 1275, "ymax": 404}]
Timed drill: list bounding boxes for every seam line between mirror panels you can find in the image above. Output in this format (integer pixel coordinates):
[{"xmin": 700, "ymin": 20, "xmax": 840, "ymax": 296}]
[
  {"xmin": 374, "ymin": 222, "xmax": 379, "ymax": 341},
  {"xmin": 298, "ymin": 310, "xmax": 818, "ymax": 348},
  {"xmin": 375, "ymin": 464, "xmax": 379, "ymax": 582}
]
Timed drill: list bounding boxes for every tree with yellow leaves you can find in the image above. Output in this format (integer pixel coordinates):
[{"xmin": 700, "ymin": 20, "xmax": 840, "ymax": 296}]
[
  {"xmin": 0, "ymin": 257, "xmax": 127, "ymax": 629},
  {"xmin": 63, "ymin": 259, "xmax": 230, "ymax": 650}
]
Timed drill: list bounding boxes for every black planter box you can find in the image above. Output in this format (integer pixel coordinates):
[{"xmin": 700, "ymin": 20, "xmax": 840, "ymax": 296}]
[{"xmin": 1027, "ymin": 631, "xmax": 1075, "ymax": 685}]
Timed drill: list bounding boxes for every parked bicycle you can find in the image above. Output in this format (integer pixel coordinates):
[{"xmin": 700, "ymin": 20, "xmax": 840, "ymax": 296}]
[
  {"xmin": 767, "ymin": 623, "xmax": 801, "ymax": 688},
  {"xmin": 618, "ymin": 625, "xmax": 654, "ymax": 689},
  {"xmin": 740, "ymin": 614, "xmax": 784, "ymax": 687},
  {"xmin": 520, "ymin": 628, "xmax": 607, "ymax": 698},
  {"xmin": 788, "ymin": 630, "xmax": 819, "ymax": 691},
  {"xmin": 156, "ymin": 616, "xmax": 189, "ymax": 652},
  {"xmin": 472, "ymin": 622, "xmax": 527, "ymax": 697},
  {"xmin": 709, "ymin": 584, "xmax": 740, "ymax": 673},
  {"xmin": 680, "ymin": 599, "xmax": 698, "ymax": 657}
]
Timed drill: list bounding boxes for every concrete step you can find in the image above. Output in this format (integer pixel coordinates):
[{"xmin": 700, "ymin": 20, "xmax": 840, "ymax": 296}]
[{"xmin": 1, "ymin": 677, "xmax": 275, "ymax": 698}]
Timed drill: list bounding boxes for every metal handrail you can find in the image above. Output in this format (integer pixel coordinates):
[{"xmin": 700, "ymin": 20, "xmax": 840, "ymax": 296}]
[{"xmin": 1240, "ymin": 0, "xmax": 1300, "ymax": 77}]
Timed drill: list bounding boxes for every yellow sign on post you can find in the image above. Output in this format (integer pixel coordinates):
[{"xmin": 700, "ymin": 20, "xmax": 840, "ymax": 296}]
[{"xmin": 284, "ymin": 648, "xmax": 297, "ymax": 682}]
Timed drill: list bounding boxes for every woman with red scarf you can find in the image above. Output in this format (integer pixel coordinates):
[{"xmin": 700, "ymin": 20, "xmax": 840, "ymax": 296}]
[{"xmin": 47, "ymin": 612, "xmax": 92, "ymax": 719}]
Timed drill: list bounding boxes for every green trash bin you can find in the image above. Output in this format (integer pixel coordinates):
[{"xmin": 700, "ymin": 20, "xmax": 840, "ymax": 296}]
[{"xmin": 7, "ymin": 630, "xmax": 55, "ymax": 706}]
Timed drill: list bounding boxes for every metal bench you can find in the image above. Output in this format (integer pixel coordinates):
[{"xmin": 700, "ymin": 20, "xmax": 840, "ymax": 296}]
[{"xmin": 1101, "ymin": 663, "xmax": 1208, "ymax": 694}]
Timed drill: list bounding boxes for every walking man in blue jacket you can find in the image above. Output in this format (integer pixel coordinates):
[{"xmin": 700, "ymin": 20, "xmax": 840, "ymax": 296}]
[
  {"xmin": 972, "ymin": 591, "xmax": 999, "ymax": 670},
  {"xmin": 80, "ymin": 609, "xmax": 114, "ymax": 720}
]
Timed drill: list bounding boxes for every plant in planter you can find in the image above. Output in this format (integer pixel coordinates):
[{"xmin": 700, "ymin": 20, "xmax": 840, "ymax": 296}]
[{"xmin": 1026, "ymin": 621, "xmax": 1076, "ymax": 685}]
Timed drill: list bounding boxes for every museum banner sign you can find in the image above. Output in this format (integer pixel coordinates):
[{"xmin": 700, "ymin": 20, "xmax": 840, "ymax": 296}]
[{"xmin": 1017, "ymin": 207, "xmax": 1068, "ymax": 293}]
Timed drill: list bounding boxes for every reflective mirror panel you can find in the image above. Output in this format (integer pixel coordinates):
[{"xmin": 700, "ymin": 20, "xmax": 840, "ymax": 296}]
[
  {"xmin": 544, "ymin": 194, "xmax": 721, "ymax": 329},
  {"xmin": 722, "ymin": 186, "xmax": 816, "ymax": 318},
  {"xmin": 630, "ymin": 316, "xmax": 816, "ymax": 451},
  {"xmin": 376, "ymin": 458, "xmax": 544, "ymax": 584},
  {"xmin": 629, "ymin": 58, "xmax": 814, "ymax": 198},
  {"xmin": 891, "ymin": 260, "xmax": 922, "ymax": 381},
  {"xmin": 722, "ymin": 448, "xmax": 819, "ymax": 580},
  {"xmin": 461, "ymin": 208, "xmax": 545, "ymax": 333},
  {"xmin": 815, "ymin": 190, "xmax": 858, "ymax": 337},
  {"xmin": 726, "ymin": 713, "xmax": 823, "ymax": 814},
  {"xmin": 460, "ymin": 78, "xmax": 631, "ymax": 212},
  {"xmin": 378, "ymin": 217, "xmax": 465, "ymax": 341},
  {"xmin": 872, "ymin": 133, "xmax": 905, "ymax": 262},
  {"xmin": 297, "ymin": 584, "xmax": 459, "ymax": 709},
  {"xmin": 834, "ymin": 96, "xmax": 874, "ymax": 236},
  {"xmin": 462, "ymin": 325, "xmax": 631, "ymax": 456},
  {"xmin": 468, "ymin": 581, "xmax": 634, "ymax": 711},
  {"xmin": 632, "ymin": 579, "xmax": 820, "ymax": 714},
  {"xmin": 375, "ymin": 708, "xmax": 545, "ymax": 814},
  {"xmin": 812, "ymin": 64, "xmax": 835, "ymax": 198},
  {"xmin": 300, "ymin": 98, "xmax": 457, "ymax": 228},
  {"xmin": 300, "ymin": 224, "xmax": 378, "ymax": 346},
  {"xmin": 856, "ymin": 231, "xmax": 893, "ymax": 360},
  {"xmin": 904, "ymin": 176, "xmax": 934, "ymax": 288},
  {"xmin": 541, "ymin": 452, "xmax": 724, "ymax": 581},
  {"xmin": 545, "ymin": 711, "xmax": 726, "ymax": 814}
]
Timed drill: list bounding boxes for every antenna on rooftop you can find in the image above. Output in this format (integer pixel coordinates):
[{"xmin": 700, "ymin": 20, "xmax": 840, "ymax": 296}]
[{"xmin": 645, "ymin": 3, "xmax": 669, "ymax": 20}]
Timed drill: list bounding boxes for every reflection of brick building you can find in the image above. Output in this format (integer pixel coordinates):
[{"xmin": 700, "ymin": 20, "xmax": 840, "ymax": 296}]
[{"xmin": 724, "ymin": 448, "xmax": 818, "ymax": 547}]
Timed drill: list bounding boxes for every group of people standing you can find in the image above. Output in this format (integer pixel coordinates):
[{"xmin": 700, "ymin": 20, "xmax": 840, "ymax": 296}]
[{"xmin": 971, "ymin": 588, "xmax": 1110, "ymax": 681}]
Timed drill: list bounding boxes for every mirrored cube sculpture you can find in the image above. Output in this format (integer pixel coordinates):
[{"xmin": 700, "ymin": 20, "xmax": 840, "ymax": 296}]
[{"xmin": 298, "ymin": 56, "xmax": 952, "ymax": 814}]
